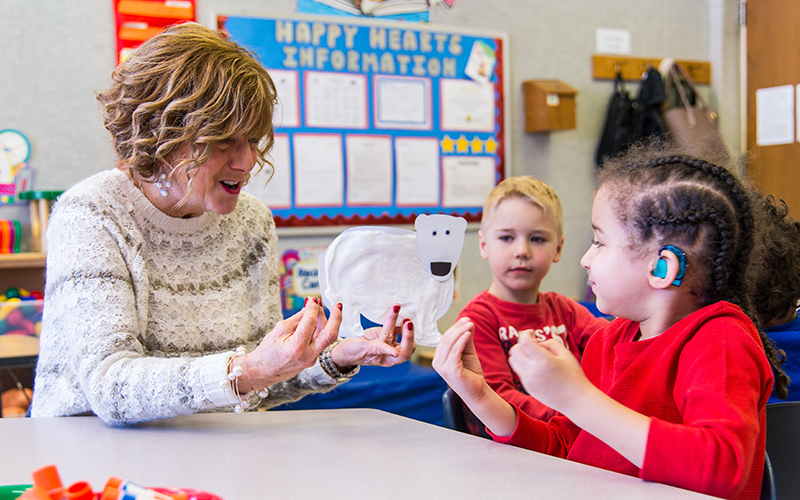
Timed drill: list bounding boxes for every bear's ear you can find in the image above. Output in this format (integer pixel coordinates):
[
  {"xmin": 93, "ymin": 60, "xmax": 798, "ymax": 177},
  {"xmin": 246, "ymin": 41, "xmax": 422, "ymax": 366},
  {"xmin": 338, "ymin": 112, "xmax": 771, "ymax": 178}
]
[{"xmin": 414, "ymin": 214, "xmax": 429, "ymax": 233}]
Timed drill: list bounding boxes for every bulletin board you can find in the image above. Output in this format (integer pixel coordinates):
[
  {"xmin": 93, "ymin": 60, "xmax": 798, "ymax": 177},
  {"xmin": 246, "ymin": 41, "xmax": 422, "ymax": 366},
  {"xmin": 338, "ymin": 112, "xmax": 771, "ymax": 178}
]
[{"xmin": 217, "ymin": 12, "xmax": 509, "ymax": 227}]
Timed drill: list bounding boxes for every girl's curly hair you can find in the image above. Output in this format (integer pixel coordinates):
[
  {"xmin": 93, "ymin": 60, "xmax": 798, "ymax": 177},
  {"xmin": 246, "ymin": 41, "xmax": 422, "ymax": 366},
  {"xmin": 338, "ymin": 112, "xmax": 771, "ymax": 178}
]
[
  {"xmin": 749, "ymin": 195, "xmax": 800, "ymax": 327},
  {"xmin": 97, "ymin": 22, "xmax": 277, "ymax": 197},
  {"xmin": 597, "ymin": 141, "xmax": 789, "ymax": 398}
]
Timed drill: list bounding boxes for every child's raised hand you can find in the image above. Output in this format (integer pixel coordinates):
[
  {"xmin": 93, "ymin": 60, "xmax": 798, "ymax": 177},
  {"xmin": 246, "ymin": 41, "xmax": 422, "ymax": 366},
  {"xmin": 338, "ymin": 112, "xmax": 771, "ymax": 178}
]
[
  {"xmin": 432, "ymin": 317, "xmax": 486, "ymax": 400},
  {"xmin": 508, "ymin": 329, "xmax": 593, "ymax": 414}
]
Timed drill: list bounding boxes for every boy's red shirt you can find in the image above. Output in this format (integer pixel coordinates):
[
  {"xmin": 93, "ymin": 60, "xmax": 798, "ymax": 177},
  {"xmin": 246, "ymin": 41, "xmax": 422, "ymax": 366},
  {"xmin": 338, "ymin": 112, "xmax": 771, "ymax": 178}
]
[{"xmin": 459, "ymin": 290, "xmax": 608, "ymax": 420}]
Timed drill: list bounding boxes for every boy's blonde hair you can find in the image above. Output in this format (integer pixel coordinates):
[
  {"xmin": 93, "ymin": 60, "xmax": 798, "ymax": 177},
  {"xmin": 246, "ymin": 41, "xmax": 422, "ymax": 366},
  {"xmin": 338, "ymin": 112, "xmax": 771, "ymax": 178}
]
[{"xmin": 482, "ymin": 176, "xmax": 563, "ymax": 237}]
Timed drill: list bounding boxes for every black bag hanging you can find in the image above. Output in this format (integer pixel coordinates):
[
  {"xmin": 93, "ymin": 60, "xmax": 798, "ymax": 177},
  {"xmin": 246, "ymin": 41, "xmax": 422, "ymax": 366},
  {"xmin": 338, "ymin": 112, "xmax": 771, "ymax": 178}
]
[
  {"xmin": 595, "ymin": 71, "xmax": 638, "ymax": 166},
  {"xmin": 635, "ymin": 66, "xmax": 667, "ymax": 139}
]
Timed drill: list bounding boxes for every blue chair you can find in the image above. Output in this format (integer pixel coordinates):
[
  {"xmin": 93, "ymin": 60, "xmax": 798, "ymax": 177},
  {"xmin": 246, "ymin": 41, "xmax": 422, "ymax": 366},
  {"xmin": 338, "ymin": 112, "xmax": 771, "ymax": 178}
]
[
  {"xmin": 442, "ymin": 387, "xmax": 468, "ymax": 433},
  {"xmin": 766, "ymin": 401, "xmax": 800, "ymax": 499},
  {"xmin": 442, "ymin": 387, "xmax": 492, "ymax": 438},
  {"xmin": 761, "ymin": 452, "xmax": 775, "ymax": 500}
]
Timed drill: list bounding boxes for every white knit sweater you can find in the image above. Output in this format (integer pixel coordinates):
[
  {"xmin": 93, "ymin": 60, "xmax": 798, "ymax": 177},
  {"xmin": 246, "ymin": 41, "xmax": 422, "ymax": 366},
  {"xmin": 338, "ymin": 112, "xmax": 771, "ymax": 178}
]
[{"xmin": 31, "ymin": 169, "xmax": 342, "ymax": 425}]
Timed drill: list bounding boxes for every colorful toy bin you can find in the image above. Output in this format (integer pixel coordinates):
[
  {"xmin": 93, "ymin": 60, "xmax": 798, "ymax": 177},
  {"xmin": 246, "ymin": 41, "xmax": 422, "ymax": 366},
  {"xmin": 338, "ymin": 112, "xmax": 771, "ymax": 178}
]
[{"xmin": 0, "ymin": 288, "xmax": 43, "ymax": 337}]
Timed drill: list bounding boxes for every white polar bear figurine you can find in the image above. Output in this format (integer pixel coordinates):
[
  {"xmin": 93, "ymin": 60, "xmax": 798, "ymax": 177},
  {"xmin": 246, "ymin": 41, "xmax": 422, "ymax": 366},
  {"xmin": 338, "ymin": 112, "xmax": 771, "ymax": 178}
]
[{"xmin": 318, "ymin": 214, "xmax": 468, "ymax": 346}]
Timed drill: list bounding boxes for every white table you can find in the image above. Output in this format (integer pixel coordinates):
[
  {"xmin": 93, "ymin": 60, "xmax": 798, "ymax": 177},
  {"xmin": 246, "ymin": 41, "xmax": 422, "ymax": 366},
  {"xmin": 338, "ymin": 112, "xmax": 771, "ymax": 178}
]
[{"xmin": 1, "ymin": 409, "xmax": 715, "ymax": 499}]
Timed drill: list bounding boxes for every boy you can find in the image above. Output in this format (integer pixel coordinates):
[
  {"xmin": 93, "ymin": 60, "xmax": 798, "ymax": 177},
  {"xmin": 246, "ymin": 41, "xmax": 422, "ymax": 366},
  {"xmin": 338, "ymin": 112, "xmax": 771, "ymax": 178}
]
[{"xmin": 457, "ymin": 176, "xmax": 608, "ymax": 433}]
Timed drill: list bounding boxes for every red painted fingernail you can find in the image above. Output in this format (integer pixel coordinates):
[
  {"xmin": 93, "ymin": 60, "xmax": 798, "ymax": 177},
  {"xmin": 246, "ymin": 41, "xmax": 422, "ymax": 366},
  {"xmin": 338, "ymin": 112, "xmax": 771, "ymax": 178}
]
[
  {"xmin": 336, "ymin": 303, "xmax": 343, "ymax": 311},
  {"xmin": 407, "ymin": 322, "xmax": 414, "ymax": 331},
  {"xmin": 315, "ymin": 297, "xmax": 322, "ymax": 305},
  {"xmin": 402, "ymin": 318, "xmax": 409, "ymax": 325},
  {"xmin": 304, "ymin": 297, "xmax": 310, "ymax": 307},
  {"xmin": 393, "ymin": 304, "xmax": 401, "ymax": 313}
]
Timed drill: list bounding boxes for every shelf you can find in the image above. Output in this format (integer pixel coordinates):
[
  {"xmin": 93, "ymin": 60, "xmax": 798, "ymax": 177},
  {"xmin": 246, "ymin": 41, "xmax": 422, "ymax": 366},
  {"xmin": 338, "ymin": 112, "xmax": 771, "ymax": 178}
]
[
  {"xmin": 0, "ymin": 253, "xmax": 46, "ymax": 269},
  {"xmin": 592, "ymin": 54, "xmax": 711, "ymax": 84}
]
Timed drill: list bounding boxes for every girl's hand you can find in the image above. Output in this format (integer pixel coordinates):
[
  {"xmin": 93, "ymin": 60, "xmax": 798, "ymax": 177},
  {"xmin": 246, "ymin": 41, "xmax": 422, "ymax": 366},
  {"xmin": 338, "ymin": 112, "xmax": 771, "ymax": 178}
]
[
  {"xmin": 432, "ymin": 317, "xmax": 486, "ymax": 400},
  {"xmin": 235, "ymin": 298, "xmax": 342, "ymax": 392},
  {"xmin": 509, "ymin": 329, "xmax": 651, "ymax": 467},
  {"xmin": 433, "ymin": 317, "xmax": 518, "ymax": 436},
  {"xmin": 508, "ymin": 329, "xmax": 593, "ymax": 414},
  {"xmin": 330, "ymin": 303, "xmax": 416, "ymax": 368}
]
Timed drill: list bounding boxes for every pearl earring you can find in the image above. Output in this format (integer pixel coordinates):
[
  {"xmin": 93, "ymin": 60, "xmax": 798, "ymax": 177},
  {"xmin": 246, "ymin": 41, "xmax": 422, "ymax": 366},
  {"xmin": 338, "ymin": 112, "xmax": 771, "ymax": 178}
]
[{"xmin": 155, "ymin": 173, "xmax": 171, "ymax": 197}]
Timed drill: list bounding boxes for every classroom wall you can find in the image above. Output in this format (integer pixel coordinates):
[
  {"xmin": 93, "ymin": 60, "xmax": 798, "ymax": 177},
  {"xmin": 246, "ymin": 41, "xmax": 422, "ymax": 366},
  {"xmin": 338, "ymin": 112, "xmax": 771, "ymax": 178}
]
[{"xmin": 0, "ymin": 0, "xmax": 741, "ymax": 331}]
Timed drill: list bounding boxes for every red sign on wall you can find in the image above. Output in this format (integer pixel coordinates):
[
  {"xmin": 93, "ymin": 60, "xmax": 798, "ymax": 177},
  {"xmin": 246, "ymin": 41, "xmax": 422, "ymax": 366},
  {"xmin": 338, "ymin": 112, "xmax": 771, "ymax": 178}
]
[{"xmin": 114, "ymin": 0, "xmax": 196, "ymax": 63}]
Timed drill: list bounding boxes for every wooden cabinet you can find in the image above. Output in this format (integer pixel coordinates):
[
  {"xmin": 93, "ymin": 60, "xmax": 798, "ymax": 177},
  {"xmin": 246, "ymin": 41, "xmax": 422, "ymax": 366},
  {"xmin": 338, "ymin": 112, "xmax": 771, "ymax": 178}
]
[{"xmin": 523, "ymin": 80, "xmax": 578, "ymax": 132}]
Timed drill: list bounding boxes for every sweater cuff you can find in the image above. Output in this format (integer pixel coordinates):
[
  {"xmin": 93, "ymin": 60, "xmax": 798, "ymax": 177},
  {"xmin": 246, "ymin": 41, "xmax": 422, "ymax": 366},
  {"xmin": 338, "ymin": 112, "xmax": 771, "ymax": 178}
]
[
  {"xmin": 199, "ymin": 351, "xmax": 238, "ymax": 407},
  {"xmin": 640, "ymin": 417, "xmax": 675, "ymax": 482}
]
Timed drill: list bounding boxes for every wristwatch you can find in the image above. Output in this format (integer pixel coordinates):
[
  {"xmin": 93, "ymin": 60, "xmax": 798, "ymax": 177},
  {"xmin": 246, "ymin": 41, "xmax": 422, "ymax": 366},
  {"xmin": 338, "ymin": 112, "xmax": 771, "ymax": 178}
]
[{"xmin": 319, "ymin": 339, "xmax": 359, "ymax": 382}]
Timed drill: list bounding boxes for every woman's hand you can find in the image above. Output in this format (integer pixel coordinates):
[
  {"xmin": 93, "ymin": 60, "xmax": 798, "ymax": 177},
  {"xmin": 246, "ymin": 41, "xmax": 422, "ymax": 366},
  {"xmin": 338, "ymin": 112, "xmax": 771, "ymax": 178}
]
[
  {"xmin": 330, "ymin": 304, "xmax": 415, "ymax": 369},
  {"xmin": 432, "ymin": 317, "xmax": 486, "ymax": 401},
  {"xmin": 235, "ymin": 298, "xmax": 342, "ymax": 392},
  {"xmin": 508, "ymin": 329, "xmax": 593, "ymax": 414}
]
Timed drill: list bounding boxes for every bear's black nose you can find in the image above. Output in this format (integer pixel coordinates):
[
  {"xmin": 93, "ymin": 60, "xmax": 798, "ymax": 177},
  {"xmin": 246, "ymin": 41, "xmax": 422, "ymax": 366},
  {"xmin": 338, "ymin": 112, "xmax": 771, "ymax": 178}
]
[{"xmin": 430, "ymin": 262, "xmax": 451, "ymax": 276}]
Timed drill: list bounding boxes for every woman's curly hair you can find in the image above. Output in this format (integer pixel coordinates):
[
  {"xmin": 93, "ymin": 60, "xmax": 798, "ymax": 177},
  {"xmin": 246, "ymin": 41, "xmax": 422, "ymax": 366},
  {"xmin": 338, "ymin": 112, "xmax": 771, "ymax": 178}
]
[
  {"xmin": 597, "ymin": 141, "xmax": 789, "ymax": 399},
  {"xmin": 749, "ymin": 195, "xmax": 800, "ymax": 327},
  {"xmin": 97, "ymin": 22, "xmax": 277, "ymax": 194}
]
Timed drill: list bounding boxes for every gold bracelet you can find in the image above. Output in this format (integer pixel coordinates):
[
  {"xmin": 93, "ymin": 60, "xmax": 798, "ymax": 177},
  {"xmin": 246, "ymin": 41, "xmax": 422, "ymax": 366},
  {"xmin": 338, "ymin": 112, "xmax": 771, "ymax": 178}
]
[{"xmin": 222, "ymin": 347, "xmax": 269, "ymax": 413}]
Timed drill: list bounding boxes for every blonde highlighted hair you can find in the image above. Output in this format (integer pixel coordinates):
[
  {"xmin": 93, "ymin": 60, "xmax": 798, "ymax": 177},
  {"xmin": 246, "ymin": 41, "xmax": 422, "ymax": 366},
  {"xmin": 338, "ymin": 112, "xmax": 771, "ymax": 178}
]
[
  {"xmin": 97, "ymin": 22, "xmax": 277, "ymax": 191},
  {"xmin": 482, "ymin": 176, "xmax": 563, "ymax": 237}
]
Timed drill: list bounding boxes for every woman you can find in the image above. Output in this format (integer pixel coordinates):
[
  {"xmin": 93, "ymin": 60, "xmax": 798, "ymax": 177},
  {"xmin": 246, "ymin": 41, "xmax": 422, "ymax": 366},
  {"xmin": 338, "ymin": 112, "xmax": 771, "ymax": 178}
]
[{"xmin": 30, "ymin": 23, "xmax": 415, "ymax": 426}]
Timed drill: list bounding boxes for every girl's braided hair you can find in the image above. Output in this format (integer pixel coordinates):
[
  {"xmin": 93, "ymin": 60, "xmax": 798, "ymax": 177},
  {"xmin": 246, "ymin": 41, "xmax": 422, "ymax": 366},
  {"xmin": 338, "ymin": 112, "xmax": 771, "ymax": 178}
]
[{"xmin": 597, "ymin": 144, "xmax": 789, "ymax": 399}]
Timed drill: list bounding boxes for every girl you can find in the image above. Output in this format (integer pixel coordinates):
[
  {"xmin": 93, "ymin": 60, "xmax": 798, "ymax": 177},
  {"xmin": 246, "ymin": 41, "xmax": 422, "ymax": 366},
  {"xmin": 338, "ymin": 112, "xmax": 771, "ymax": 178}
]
[{"xmin": 433, "ymin": 148, "xmax": 788, "ymax": 500}]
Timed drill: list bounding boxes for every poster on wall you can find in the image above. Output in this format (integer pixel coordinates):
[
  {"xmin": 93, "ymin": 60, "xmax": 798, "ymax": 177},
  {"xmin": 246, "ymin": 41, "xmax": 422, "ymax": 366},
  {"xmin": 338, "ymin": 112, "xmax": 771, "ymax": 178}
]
[
  {"xmin": 297, "ymin": 0, "xmax": 431, "ymax": 22},
  {"xmin": 296, "ymin": 0, "xmax": 459, "ymax": 22},
  {"xmin": 113, "ymin": 0, "xmax": 196, "ymax": 63},
  {"xmin": 219, "ymin": 13, "xmax": 508, "ymax": 227}
]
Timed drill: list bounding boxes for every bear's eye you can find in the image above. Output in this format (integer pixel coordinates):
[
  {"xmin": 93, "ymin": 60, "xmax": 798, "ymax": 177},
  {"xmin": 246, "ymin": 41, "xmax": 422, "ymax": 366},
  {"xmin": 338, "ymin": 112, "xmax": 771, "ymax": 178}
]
[
  {"xmin": 432, "ymin": 230, "xmax": 437, "ymax": 236},
  {"xmin": 445, "ymin": 230, "xmax": 450, "ymax": 235}
]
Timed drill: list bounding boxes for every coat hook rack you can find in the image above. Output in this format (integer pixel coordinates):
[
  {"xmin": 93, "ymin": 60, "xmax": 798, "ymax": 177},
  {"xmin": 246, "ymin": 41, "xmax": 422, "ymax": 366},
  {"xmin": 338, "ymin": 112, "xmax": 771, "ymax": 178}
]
[{"xmin": 592, "ymin": 54, "xmax": 711, "ymax": 84}]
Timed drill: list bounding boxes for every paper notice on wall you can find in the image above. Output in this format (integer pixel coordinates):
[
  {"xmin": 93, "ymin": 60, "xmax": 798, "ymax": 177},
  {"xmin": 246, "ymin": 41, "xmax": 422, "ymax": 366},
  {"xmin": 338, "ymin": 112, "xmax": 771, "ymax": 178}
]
[
  {"xmin": 243, "ymin": 134, "xmax": 292, "ymax": 208},
  {"xmin": 305, "ymin": 71, "xmax": 368, "ymax": 129},
  {"xmin": 442, "ymin": 156, "xmax": 495, "ymax": 207},
  {"xmin": 595, "ymin": 28, "xmax": 631, "ymax": 55},
  {"xmin": 464, "ymin": 41, "xmax": 496, "ymax": 84},
  {"xmin": 756, "ymin": 85, "xmax": 795, "ymax": 146},
  {"xmin": 440, "ymin": 78, "xmax": 495, "ymax": 132},
  {"xmin": 345, "ymin": 134, "xmax": 393, "ymax": 205},
  {"xmin": 375, "ymin": 76, "xmax": 431, "ymax": 130},
  {"xmin": 395, "ymin": 137, "xmax": 440, "ymax": 206},
  {"xmin": 293, "ymin": 133, "xmax": 344, "ymax": 207},
  {"xmin": 270, "ymin": 69, "xmax": 301, "ymax": 128}
]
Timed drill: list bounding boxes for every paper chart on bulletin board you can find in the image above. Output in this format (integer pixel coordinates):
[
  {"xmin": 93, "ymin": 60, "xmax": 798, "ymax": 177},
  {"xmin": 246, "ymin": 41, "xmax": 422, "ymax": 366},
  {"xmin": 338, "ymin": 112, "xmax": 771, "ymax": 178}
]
[{"xmin": 216, "ymin": 12, "xmax": 509, "ymax": 227}]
